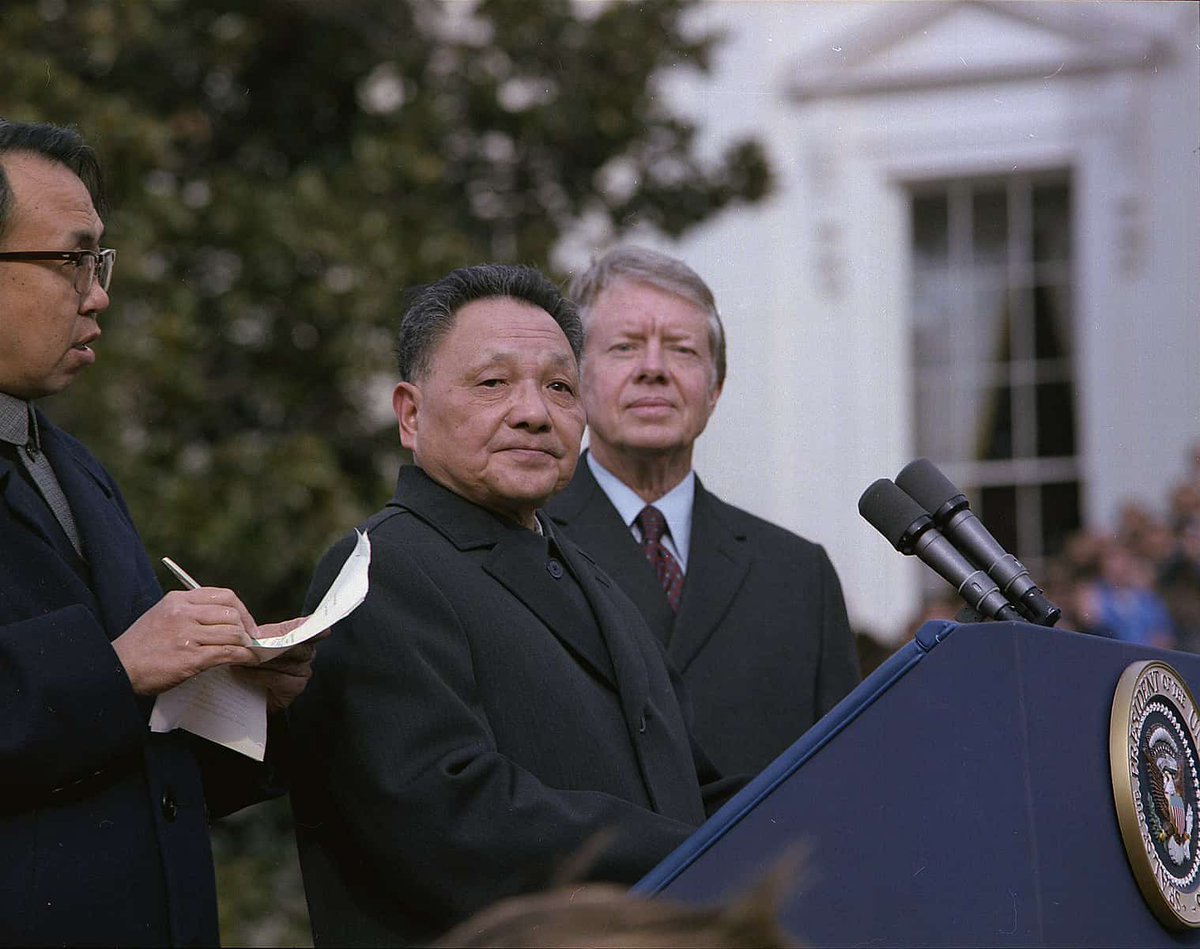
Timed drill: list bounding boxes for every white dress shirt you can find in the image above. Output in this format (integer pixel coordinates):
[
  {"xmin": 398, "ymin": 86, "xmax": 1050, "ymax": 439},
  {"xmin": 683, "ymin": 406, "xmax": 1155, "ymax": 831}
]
[{"xmin": 586, "ymin": 452, "xmax": 695, "ymax": 572}]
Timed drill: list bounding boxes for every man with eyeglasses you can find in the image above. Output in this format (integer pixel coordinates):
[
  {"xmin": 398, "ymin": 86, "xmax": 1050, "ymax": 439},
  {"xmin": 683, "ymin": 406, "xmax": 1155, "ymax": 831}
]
[{"xmin": 0, "ymin": 119, "xmax": 316, "ymax": 945}]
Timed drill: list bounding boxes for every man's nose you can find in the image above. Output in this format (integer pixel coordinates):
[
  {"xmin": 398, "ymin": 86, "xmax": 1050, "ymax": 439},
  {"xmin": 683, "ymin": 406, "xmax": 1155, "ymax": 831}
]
[
  {"xmin": 507, "ymin": 380, "xmax": 552, "ymax": 430},
  {"xmin": 80, "ymin": 281, "xmax": 110, "ymax": 319},
  {"xmin": 635, "ymin": 339, "xmax": 667, "ymax": 380}
]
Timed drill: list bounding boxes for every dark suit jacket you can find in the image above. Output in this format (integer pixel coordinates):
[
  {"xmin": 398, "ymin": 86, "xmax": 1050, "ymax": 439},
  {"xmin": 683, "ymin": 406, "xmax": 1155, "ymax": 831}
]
[
  {"xmin": 289, "ymin": 466, "xmax": 734, "ymax": 947},
  {"xmin": 546, "ymin": 454, "xmax": 860, "ymax": 775},
  {"xmin": 0, "ymin": 411, "xmax": 276, "ymax": 947}
]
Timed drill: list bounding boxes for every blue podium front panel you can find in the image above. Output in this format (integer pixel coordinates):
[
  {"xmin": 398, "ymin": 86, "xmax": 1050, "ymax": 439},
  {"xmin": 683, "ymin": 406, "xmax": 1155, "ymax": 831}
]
[{"xmin": 644, "ymin": 622, "xmax": 1200, "ymax": 948}]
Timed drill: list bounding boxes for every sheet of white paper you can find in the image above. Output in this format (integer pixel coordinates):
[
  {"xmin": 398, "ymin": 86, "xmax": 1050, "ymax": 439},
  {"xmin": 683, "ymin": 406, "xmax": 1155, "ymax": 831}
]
[
  {"xmin": 149, "ymin": 531, "xmax": 371, "ymax": 759},
  {"xmin": 249, "ymin": 529, "xmax": 371, "ymax": 658},
  {"xmin": 149, "ymin": 666, "xmax": 270, "ymax": 760}
]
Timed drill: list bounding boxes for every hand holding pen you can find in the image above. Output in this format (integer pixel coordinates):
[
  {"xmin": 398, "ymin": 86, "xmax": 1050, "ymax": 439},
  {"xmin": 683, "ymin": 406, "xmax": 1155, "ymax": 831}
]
[
  {"xmin": 109, "ymin": 559, "xmax": 263, "ymax": 697},
  {"xmin": 155, "ymin": 556, "xmax": 317, "ymax": 713}
]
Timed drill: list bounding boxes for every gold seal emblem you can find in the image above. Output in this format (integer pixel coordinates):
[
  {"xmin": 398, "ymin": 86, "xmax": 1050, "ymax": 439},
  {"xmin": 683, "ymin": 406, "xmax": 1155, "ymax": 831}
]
[{"xmin": 1110, "ymin": 660, "xmax": 1200, "ymax": 929}]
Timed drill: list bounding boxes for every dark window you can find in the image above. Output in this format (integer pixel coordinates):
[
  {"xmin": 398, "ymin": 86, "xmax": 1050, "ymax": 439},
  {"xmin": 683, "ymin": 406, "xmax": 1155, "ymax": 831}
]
[{"xmin": 909, "ymin": 173, "xmax": 1080, "ymax": 581}]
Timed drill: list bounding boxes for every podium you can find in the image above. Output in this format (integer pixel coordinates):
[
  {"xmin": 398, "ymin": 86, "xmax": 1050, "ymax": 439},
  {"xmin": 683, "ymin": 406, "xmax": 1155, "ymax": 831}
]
[{"xmin": 636, "ymin": 621, "xmax": 1200, "ymax": 947}]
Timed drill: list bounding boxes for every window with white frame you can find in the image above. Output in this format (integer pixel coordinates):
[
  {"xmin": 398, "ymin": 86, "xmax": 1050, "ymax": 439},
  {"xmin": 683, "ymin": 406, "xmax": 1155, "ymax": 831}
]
[{"xmin": 909, "ymin": 173, "xmax": 1081, "ymax": 581}]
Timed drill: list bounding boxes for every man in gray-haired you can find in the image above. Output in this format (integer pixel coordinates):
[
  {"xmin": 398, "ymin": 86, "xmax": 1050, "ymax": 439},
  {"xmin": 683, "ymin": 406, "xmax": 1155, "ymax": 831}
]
[{"xmin": 547, "ymin": 245, "xmax": 860, "ymax": 775}]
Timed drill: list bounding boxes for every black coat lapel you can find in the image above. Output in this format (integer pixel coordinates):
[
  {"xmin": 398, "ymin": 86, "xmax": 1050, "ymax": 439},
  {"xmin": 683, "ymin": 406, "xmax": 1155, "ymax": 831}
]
[
  {"xmin": 482, "ymin": 535, "xmax": 617, "ymax": 690},
  {"xmin": 551, "ymin": 532, "xmax": 650, "ymax": 717},
  {"xmin": 40, "ymin": 420, "xmax": 160, "ymax": 638},
  {"xmin": 551, "ymin": 529, "xmax": 683, "ymax": 810},
  {"xmin": 0, "ymin": 451, "xmax": 72, "ymax": 559},
  {"xmin": 546, "ymin": 458, "xmax": 675, "ymax": 643},
  {"xmin": 392, "ymin": 466, "xmax": 618, "ymax": 689},
  {"xmin": 669, "ymin": 479, "xmax": 751, "ymax": 672}
]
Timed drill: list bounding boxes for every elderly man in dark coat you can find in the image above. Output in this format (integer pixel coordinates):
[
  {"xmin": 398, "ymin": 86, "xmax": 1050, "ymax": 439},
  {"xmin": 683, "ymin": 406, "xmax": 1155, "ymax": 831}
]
[{"xmin": 289, "ymin": 264, "xmax": 737, "ymax": 947}]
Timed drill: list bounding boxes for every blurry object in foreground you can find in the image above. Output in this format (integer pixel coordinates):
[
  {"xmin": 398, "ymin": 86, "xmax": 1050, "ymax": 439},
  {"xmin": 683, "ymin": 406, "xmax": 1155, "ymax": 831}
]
[{"xmin": 433, "ymin": 875, "xmax": 799, "ymax": 949}]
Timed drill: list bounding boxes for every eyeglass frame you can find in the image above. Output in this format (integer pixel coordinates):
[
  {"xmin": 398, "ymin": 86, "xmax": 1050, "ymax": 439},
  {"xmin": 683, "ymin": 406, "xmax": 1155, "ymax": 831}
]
[{"xmin": 0, "ymin": 248, "xmax": 116, "ymax": 296}]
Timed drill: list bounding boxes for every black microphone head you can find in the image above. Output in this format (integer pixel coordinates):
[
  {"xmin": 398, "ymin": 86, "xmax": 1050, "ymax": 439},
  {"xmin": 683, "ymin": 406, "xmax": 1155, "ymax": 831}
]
[
  {"xmin": 896, "ymin": 457, "xmax": 967, "ymax": 518},
  {"xmin": 858, "ymin": 478, "xmax": 932, "ymax": 552}
]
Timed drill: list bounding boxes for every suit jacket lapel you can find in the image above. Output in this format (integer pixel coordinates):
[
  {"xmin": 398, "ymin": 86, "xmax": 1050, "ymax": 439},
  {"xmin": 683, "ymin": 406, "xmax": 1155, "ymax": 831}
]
[
  {"xmin": 392, "ymin": 466, "xmax": 618, "ymax": 689},
  {"xmin": 482, "ymin": 536, "xmax": 617, "ymax": 689},
  {"xmin": 669, "ymin": 479, "xmax": 751, "ymax": 672},
  {"xmin": 41, "ymin": 420, "xmax": 160, "ymax": 638},
  {"xmin": 547, "ymin": 458, "xmax": 676, "ymax": 643},
  {"xmin": 552, "ymin": 529, "xmax": 682, "ymax": 809},
  {"xmin": 0, "ymin": 450, "xmax": 71, "ymax": 558},
  {"xmin": 552, "ymin": 533, "xmax": 649, "ymax": 714}
]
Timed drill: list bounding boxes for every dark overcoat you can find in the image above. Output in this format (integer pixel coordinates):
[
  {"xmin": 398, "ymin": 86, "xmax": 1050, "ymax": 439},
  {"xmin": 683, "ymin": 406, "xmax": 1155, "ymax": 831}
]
[
  {"xmin": 289, "ymin": 466, "xmax": 733, "ymax": 946},
  {"xmin": 0, "ymin": 411, "xmax": 275, "ymax": 947},
  {"xmin": 546, "ymin": 453, "xmax": 861, "ymax": 774}
]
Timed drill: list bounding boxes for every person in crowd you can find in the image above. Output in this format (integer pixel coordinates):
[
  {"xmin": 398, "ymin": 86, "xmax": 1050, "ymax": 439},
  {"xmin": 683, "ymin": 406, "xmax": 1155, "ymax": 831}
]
[
  {"xmin": 0, "ymin": 119, "xmax": 317, "ymax": 945},
  {"xmin": 288, "ymin": 263, "xmax": 741, "ymax": 947},
  {"xmin": 1160, "ymin": 515, "xmax": 1200, "ymax": 653},
  {"xmin": 1077, "ymin": 540, "xmax": 1175, "ymax": 648},
  {"xmin": 545, "ymin": 245, "xmax": 860, "ymax": 775}
]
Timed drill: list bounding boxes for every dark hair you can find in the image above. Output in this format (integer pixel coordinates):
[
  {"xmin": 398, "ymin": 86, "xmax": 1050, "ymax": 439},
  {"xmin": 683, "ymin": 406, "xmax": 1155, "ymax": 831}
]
[
  {"xmin": 432, "ymin": 881, "xmax": 797, "ymax": 949},
  {"xmin": 570, "ymin": 245, "xmax": 727, "ymax": 388},
  {"xmin": 396, "ymin": 264, "xmax": 583, "ymax": 382},
  {"xmin": 0, "ymin": 120, "xmax": 106, "ymax": 242}
]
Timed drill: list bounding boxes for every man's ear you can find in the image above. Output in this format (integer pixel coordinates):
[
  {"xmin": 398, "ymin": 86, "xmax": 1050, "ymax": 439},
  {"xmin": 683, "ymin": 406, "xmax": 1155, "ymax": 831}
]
[{"xmin": 393, "ymin": 381, "xmax": 420, "ymax": 451}]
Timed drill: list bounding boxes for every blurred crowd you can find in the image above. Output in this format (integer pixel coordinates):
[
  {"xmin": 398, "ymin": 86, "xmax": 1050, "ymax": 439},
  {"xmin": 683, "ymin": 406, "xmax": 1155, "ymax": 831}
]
[{"xmin": 1047, "ymin": 444, "xmax": 1200, "ymax": 651}]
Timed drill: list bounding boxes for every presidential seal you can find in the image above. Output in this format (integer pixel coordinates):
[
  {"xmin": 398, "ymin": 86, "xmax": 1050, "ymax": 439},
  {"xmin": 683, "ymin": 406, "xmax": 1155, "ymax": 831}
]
[{"xmin": 1110, "ymin": 660, "xmax": 1200, "ymax": 929}]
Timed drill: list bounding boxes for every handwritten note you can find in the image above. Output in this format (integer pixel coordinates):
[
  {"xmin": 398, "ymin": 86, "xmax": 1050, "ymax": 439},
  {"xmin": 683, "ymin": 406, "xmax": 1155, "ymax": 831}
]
[{"xmin": 149, "ymin": 530, "xmax": 371, "ymax": 760}]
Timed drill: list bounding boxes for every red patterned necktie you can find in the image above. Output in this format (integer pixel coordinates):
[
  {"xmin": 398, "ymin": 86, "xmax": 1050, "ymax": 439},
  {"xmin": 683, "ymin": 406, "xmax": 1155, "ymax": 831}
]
[{"xmin": 636, "ymin": 505, "xmax": 684, "ymax": 612}]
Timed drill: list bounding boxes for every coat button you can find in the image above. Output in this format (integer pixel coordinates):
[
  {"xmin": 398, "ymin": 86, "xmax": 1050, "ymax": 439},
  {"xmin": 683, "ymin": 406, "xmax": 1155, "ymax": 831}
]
[
  {"xmin": 546, "ymin": 559, "xmax": 564, "ymax": 579},
  {"xmin": 161, "ymin": 788, "xmax": 178, "ymax": 822},
  {"xmin": 638, "ymin": 713, "xmax": 647, "ymax": 734}
]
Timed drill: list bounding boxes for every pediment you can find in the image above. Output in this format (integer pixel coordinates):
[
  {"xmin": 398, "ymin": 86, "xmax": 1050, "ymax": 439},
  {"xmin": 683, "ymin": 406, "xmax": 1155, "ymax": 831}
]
[{"xmin": 788, "ymin": 0, "xmax": 1169, "ymax": 101}]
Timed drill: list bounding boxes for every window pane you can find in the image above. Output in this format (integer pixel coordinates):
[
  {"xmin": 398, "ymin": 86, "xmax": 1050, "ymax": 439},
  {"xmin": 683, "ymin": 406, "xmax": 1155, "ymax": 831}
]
[
  {"xmin": 972, "ymin": 188, "xmax": 1008, "ymax": 266},
  {"xmin": 978, "ymin": 485, "xmax": 1019, "ymax": 554},
  {"xmin": 1033, "ymin": 282, "xmax": 1072, "ymax": 360},
  {"xmin": 916, "ymin": 381, "xmax": 955, "ymax": 462},
  {"xmin": 974, "ymin": 279, "xmax": 1011, "ymax": 366},
  {"xmin": 1033, "ymin": 181, "xmax": 1071, "ymax": 263},
  {"xmin": 913, "ymin": 193, "xmax": 949, "ymax": 264},
  {"xmin": 1040, "ymin": 481, "xmax": 1081, "ymax": 558},
  {"xmin": 912, "ymin": 269, "xmax": 956, "ymax": 368},
  {"xmin": 1035, "ymin": 381, "xmax": 1077, "ymax": 457},
  {"xmin": 979, "ymin": 384, "xmax": 1013, "ymax": 460}
]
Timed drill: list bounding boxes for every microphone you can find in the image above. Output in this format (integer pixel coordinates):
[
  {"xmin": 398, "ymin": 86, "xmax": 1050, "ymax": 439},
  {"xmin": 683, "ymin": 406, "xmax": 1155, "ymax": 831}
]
[
  {"xmin": 895, "ymin": 458, "xmax": 1061, "ymax": 628},
  {"xmin": 858, "ymin": 478, "xmax": 1025, "ymax": 622}
]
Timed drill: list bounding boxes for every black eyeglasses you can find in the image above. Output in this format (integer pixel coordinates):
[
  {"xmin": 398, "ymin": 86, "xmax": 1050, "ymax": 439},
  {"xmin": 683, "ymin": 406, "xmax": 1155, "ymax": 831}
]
[{"xmin": 0, "ymin": 248, "xmax": 116, "ymax": 295}]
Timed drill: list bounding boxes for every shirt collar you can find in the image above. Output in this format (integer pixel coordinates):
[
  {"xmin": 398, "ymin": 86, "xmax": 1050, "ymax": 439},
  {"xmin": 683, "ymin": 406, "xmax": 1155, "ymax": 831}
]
[
  {"xmin": 586, "ymin": 451, "xmax": 696, "ymax": 568},
  {"xmin": 0, "ymin": 392, "xmax": 33, "ymax": 449}
]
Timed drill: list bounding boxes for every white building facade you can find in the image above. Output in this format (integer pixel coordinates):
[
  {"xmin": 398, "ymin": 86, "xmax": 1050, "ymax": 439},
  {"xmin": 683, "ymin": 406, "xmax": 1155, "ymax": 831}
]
[{"xmin": 632, "ymin": 1, "xmax": 1199, "ymax": 641}]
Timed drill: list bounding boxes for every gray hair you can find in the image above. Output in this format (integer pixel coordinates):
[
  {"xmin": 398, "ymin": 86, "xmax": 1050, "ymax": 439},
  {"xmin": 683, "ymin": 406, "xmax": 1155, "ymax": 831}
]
[
  {"xmin": 0, "ymin": 120, "xmax": 105, "ymax": 242},
  {"xmin": 569, "ymin": 245, "xmax": 726, "ymax": 387},
  {"xmin": 395, "ymin": 263, "xmax": 583, "ymax": 382}
]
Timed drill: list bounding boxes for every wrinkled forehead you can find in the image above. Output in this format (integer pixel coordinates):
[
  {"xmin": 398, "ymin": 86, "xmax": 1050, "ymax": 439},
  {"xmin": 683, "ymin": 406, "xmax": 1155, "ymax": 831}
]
[
  {"xmin": 589, "ymin": 278, "xmax": 711, "ymax": 332},
  {"xmin": 434, "ymin": 296, "xmax": 578, "ymax": 364}
]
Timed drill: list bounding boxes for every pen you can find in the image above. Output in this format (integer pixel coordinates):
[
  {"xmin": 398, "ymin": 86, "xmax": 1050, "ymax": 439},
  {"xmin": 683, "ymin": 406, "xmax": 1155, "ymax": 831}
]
[{"xmin": 161, "ymin": 556, "xmax": 202, "ymax": 591}]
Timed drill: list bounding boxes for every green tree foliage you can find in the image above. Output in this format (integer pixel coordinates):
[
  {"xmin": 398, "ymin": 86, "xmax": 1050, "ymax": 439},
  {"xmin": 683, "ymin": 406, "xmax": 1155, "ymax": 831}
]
[
  {"xmin": 2, "ymin": 0, "xmax": 769, "ymax": 941},
  {"xmin": 3, "ymin": 0, "xmax": 768, "ymax": 622}
]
